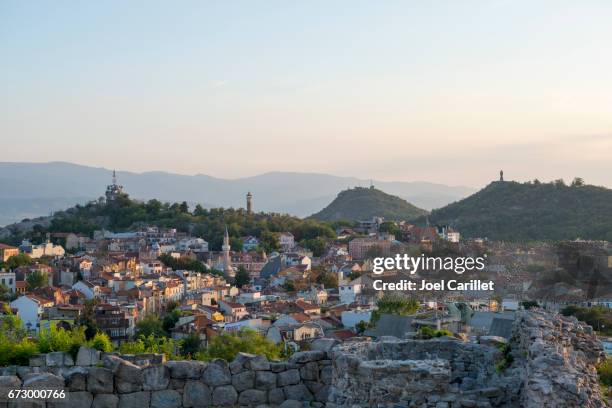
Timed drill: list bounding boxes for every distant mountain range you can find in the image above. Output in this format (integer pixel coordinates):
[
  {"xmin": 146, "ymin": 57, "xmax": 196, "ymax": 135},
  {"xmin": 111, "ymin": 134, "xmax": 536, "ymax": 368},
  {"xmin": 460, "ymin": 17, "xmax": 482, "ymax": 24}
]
[
  {"xmin": 310, "ymin": 187, "xmax": 428, "ymax": 222},
  {"xmin": 424, "ymin": 180, "xmax": 612, "ymax": 241},
  {"xmin": 0, "ymin": 162, "xmax": 475, "ymax": 227}
]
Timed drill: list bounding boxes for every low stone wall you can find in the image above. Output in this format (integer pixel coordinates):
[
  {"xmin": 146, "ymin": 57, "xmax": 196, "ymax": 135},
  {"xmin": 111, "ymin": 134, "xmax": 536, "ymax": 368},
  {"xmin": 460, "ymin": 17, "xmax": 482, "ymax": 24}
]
[
  {"xmin": 0, "ymin": 311, "xmax": 605, "ymax": 407},
  {"xmin": 0, "ymin": 345, "xmax": 334, "ymax": 408}
]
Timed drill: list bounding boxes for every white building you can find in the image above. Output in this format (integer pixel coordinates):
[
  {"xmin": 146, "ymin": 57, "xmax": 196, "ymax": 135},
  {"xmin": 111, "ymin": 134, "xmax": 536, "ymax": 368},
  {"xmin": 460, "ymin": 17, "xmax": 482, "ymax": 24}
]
[
  {"xmin": 10, "ymin": 295, "xmax": 54, "ymax": 333},
  {"xmin": 279, "ymin": 232, "xmax": 295, "ymax": 251},
  {"xmin": 339, "ymin": 277, "xmax": 365, "ymax": 304},
  {"xmin": 0, "ymin": 271, "xmax": 16, "ymax": 292},
  {"xmin": 19, "ymin": 239, "xmax": 65, "ymax": 259}
]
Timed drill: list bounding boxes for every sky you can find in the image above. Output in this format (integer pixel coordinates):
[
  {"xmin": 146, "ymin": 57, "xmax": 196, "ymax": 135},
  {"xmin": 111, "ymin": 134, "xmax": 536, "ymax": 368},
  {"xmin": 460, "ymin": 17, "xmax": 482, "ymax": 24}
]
[{"xmin": 1, "ymin": 0, "xmax": 611, "ymax": 188}]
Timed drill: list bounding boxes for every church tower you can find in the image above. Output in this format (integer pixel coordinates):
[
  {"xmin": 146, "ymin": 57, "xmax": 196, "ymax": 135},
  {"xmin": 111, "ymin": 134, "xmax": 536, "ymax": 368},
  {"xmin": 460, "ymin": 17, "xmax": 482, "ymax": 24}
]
[
  {"xmin": 246, "ymin": 192, "xmax": 253, "ymax": 214},
  {"xmin": 222, "ymin": 226, "xmax": 234, "ymax": 278}
]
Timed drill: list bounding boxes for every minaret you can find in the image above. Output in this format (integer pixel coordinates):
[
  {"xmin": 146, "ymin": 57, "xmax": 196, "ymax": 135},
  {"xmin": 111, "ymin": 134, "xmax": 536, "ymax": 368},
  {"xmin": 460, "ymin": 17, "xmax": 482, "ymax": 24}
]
[
  {"xmin": 222, "ymin": 226, "xmax": 234, "ymax": 278},
  {"xmin": 246, "ymin": 192, "xmax": 253, "ymax": 214}
]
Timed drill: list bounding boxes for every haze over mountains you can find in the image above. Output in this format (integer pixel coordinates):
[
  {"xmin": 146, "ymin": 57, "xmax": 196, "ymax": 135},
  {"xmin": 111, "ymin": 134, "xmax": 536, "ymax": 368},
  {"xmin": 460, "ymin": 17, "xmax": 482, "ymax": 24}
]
[{"xmin": 0, "ymin": 162, "xmax": 475, "ymax": 227}]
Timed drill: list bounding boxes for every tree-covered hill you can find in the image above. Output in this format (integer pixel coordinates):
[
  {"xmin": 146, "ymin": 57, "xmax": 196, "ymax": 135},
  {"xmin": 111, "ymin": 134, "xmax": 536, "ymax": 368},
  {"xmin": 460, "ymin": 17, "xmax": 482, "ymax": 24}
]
[
  {"xmin": 1, "ymin": 192, "xmax": 336, "ymax": 251},
  {"xmin": 309, "ymin": 187, "xmax": 428, "ymax": 222},
  {"xmin": 424, "ymin": 180, "xmax": 612, "ymax": 241}
]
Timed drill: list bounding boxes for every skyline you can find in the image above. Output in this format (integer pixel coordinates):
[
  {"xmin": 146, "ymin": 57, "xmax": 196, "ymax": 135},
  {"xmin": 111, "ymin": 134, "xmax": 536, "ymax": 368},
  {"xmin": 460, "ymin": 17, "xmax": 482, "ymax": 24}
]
[{"xmin": 1, "ymin": 1, "xmax": 612, "ymax": 187}]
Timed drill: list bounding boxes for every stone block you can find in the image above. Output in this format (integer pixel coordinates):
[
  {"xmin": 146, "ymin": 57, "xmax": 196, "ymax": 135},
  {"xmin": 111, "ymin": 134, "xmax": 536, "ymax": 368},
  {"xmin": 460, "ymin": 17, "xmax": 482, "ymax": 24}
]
[
  {"xmin": 142, "ymin": 365, "xmax": 170, "ymax": 391},
  {"xmin": 87, "ymin": 367, "xmax": 114, "ymax": 394},
  {"xmin": 118, "ymin": 391, "xmax": 150, "ymax": 408},
  {"xmin": 255, "ymin": 371, "xmax": 277, "ymax": 390},
  {"xmin": 166, "ymin": 361, "xmax": 206, "ymax": 379},
  {"xmin": 151, "ymin": 389, "xmax": 181, "ymax": 408},
  {"xmin": 288, "ymin": 350, "xmax": 326, "ymax": 364},
  {"xmin": 277, "ymin": 369, "xmax": 300, "ymax": 387},
  {"xmin": 232, "ymin": 370, "xmax": 255, "ymax": 392},
  {"xmin": 183, "ymin": 380, "xmax": 211, "ymax": 407},
  {"xmin": 92, "ymin": 394, "xmax": 119, "ymax": 408},
  {"xmin": 238, "ymin": 389, "xmax": 267, "ymax": 405},
  {"xmin": 202, "ymin": 359, "xmax": 231, "ymax": 386},
  {"xmin": 212, "ymin": 385, "xmax": 238, "ymax": 406},
  {"xmin": 76, "ymin": 347, "xmax": 101, "ymax": 366}
]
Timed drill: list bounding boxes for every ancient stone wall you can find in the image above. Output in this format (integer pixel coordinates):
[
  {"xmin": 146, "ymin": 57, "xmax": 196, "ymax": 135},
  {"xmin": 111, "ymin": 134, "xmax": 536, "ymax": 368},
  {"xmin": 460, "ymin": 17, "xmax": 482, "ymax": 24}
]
[
  {"xmin": 0, "ymin": 311, "xmax": 606, "ymax": 407},
  {"xmin": 0, "ymin": 345, "xmax": 335, "ymax": 407}
]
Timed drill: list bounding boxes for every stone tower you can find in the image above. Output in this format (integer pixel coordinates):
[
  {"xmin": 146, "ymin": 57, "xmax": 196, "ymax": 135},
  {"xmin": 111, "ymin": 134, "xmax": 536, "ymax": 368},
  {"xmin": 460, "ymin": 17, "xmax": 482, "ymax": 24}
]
[
  {"xmin": 222, "ymin": 226, "xmax": 234, "ymax": 278},
  {"xmin": 500, "ymin": 170, "xmax": 504, "ymax": 182},
  {"xmin": 246, "ymin": 192, "xmax": 253, "ymax": 214}
]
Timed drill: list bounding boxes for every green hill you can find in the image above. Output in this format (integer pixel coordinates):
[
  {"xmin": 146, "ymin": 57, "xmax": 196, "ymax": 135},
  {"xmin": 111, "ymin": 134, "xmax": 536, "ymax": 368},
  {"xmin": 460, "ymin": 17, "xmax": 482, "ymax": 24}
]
[
  {"xmin": 425, "ymin": 180, "xmax": 612, "ymax": 241},
  {"xmin": 309, "ymin": 187, "xmax": 427, "ymax": 222}
]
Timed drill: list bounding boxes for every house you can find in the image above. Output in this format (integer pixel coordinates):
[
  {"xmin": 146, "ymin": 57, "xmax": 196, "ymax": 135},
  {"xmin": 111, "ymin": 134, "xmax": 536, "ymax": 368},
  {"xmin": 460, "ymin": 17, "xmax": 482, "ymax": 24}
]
[
  {"xmin": 218, "ymin": 300, "xmax": 249, "ymax": 322},
  {"xmin": 19, "ymin": 239, "xmax": 65, "ymax": 259},
  {"xmin": 95, "ymin": 304, "xmax": 129, "ymax": 344},
  {"xmin": 171, "ymin": 314, "xmax": 213, "ymax": 343},
  {"xmin": 339, "ymin": 276, "xmax": 368, "ymax": 304},
  {"xmin": 241, "ymin": 236, "xmax": 260, "ymax": 252},
  {"xmin": 0, "ymin": 271, "xmax": 16, "ymax": 292},
  {"xmin": 295, "ymin": 300, "xmax": 320, "ymax": 315},
  {"xmin": 279, "ymin": 233, "xmax": 295, "ymax": 251},
  {"xmin": 267, "ymin": 322, "xmax": 323, "ymax": 343},
  {"xmin": 348, "ymin": 237, "xmax": 392, "ymax": 259},
  {"xmin": 0, "ymin": 244, "xmax": 19, "ymax": 262},
  {"xmin": 72, "ymin": 280, "xmax": 99, "ymax": 299},
  {"xmin": 10, "ymin": 294, "xmax": 54, "ymax": 333}
]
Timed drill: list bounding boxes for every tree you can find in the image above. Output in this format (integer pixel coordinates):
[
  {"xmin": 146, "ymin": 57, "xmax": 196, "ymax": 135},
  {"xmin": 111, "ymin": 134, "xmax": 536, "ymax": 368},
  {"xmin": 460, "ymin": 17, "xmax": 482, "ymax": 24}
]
[
  {"xmin": 260, "ymin": 231, "xmax": 280, "ymax": 252},
  {"xmin": 179, "ymin": 201, "xmax": 190, "ymax": 214},
  {"xmin": 136, "ymin": 315, "xmax": 166, "ymax": 338},
  {"xmin": 571, "ymin": 177, "xmax": 585, "ymax": 187},
  {"xmin": 379, "ymin": 222, "xmax": 400, "ymax": 236},
  {"xmin": 300, "ymin": 238, "xmax": 326, "ymax": 257},
  {"xmin": 162, "ymin": 309, "xmax": 181, "ymax": 335},
  {"xmin": 282, "ymin": 280, "xmax": 295, "ymax": 292},
  {"xmin": 371, "ymin": 294, "xmax": 419, "ymax": 324},
  {"xmin": 199, "ymin": 328, "xmax": 281, "ymax": 361},
  {"xmin": 26, "ymin": 271, "xmax": 48, "ymax": 291},
  {"xmin": 181, "ymin": 332, "xmax": 202, "ymax": 357},
  {"xmin": 234, "ymin": 266, "xmax": 250, "ymax": 288},
  {"xmin": 0, "ymin": 284, "xmax": 16, "ymax": 302},
  {"xmin": 230, "ymin": 237, "xmax": 243, "ymax": 252},
  {"xmin": 77, "ymin": 299, "xmax": 100, "ymax": 340},
  {"xmin": 193, "ymin": 204, "xmax": 207, "ymax": 217},
  {"xmin": 316, "ymin": 271, "xmax": 338, "ymax": 289},
  {"xmin": 5, "ymin": 254, "xmax": 32, "ymax": 270},
  {"xmin": 89, "ymin": 332, "xmax": 113, "ymax": 352}
]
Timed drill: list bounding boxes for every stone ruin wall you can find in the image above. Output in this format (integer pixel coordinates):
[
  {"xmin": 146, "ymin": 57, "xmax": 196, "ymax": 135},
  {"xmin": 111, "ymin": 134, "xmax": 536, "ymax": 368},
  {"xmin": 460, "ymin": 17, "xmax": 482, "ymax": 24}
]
[{"xmin": 0, "ymin": 310, "xmax": 605, "ymax": 407}]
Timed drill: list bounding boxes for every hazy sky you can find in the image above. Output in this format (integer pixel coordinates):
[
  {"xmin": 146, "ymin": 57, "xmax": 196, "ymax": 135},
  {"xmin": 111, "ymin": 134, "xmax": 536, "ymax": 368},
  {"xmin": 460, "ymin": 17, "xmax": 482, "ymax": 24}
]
[{"xmin": 1, "ymin": 1, "xmax": 611, "ymax": 188}]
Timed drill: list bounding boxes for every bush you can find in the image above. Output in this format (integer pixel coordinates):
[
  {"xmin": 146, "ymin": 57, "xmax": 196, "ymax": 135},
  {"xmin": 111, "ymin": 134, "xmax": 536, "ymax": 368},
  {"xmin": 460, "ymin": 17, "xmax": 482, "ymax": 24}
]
[
  {"xmin": 119, "ymin": 335, "xmax": 180, "ymax": 359},
  {"xmin": 417, "ymin": 326, "xmax": 453, "ymax": 339},
  {"xmin": 38, "ymin": 326, "xmax": 86, "ymax": 359},
  {"xmin": 598, "ymin": 357, "xmax": 612, "ymax": 386},
  {"xmin": 198, "ymin": 328, "xmax": 281, "ymax": 362},
  {"xmin": 89, "ymin": 332, "xmax": 113, "ymax": 352}
]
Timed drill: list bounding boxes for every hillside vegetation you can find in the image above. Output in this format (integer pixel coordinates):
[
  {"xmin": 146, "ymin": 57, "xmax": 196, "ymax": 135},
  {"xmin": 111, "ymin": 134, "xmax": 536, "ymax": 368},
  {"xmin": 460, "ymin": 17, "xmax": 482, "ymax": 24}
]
[
  {"xmin": 426, "ymin": 180, "xmax": 612, "ymax": 241},
  {"xmin": 310, "ymin": 187, "xmax": 428, "ymax": 222},
  {"xmin": 1, "ymin": 192, "xmax": 336, "ymax": 251}
]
